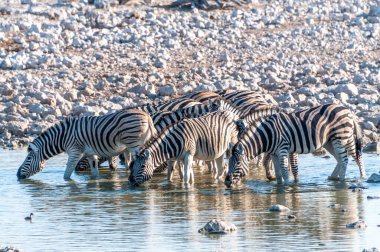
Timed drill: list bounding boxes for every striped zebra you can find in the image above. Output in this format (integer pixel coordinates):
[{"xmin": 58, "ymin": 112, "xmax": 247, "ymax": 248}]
[
  {"xmin": 225, "ymin": 104, "xmax": 365, "ymax": 187},
  {"xmin": 77, "ymin": 97, "xmax": 203, "ymax": 170},
  {"xmin": 76, "ymin": 100, "xmax": 224, "ymax": 173},
  {"xmin": 132, "ymin": 98, "xmax": 201, "ymax": 115},
  {"xmin": 181, "ymin": 91, "xmax": 222, "ymax": 104},
  {"xmin": 129, "ymin": 110, "xmax": 240, "ymax": 185},
  {"xmin": 17, "ymin": 109, "xmax": 156, "ymax": 180}
]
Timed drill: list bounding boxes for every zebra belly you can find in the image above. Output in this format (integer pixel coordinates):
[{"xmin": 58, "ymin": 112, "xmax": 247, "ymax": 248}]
[{"xmin": 83, "ymin": 144, "xmax": 127, "ymax": 158}]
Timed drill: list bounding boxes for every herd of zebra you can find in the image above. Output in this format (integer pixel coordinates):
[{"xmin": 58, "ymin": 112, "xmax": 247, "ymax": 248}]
[{"xmin": 16, "ymin": 89, "xmax": 366, "ymax": 187}]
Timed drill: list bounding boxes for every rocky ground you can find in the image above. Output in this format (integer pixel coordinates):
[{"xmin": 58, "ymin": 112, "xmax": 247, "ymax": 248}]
[{"xmin": 0, "ymin": 0, "xmax": 380, "ymax": 148}]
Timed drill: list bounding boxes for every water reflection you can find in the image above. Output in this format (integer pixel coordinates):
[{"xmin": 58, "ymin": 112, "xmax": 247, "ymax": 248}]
[{"xmin": 0, "ymin": 150, "xmax": 379, "ymax": 251}]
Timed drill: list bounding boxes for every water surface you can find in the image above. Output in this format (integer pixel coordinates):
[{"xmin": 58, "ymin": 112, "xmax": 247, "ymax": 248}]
[{"xmin": 1, "ymin": 150, "xmax": 379, "ymax": 251}]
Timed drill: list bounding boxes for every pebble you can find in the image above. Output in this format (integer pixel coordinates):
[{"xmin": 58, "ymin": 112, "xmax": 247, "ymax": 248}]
[
  {"xmin": 287, "ymin": 215, "xmax": 296, "ymax": 219},
  {"xmin": 198, "ymin": 219, "xmax": 237, "ymax": 234},
  {"xmin": 346, "ymin": 220, "xmax": 367, "ymax": 229}
]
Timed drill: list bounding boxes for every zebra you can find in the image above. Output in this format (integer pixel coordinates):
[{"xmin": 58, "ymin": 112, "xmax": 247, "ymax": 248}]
[
  {"xmin": 225, "ymin": 104, "xmax": 365, "ymax": 187},
  {"xmin": 129, "ymin": 110, "xmax": 240, "ymax": 185},
  {"xmin": 75, "ymin": 100, "xmax": 225, "ymax": 174},
  {"xmin": 76, "ymin": 97, "xmax": 203, "ymax": 170},
  {"xmin": 17, "ymin": 109, "xmax": 156, "ymax": 180}
]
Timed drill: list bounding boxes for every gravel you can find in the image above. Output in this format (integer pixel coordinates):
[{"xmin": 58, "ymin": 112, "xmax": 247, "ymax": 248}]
[{"xmin": 0, "ymin": 0, "xmax": 380, "ymax": 148}]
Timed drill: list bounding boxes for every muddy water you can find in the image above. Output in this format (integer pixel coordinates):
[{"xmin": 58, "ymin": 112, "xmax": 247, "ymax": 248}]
[{"xmin": 0, "ymin": 150, "xmax": 379, "ymax": 251}]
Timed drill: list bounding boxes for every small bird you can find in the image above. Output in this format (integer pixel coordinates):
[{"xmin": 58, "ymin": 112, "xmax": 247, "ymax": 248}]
[{"xmin": 25, "ymin": 213, "xmax": 33, "ymax": 221}]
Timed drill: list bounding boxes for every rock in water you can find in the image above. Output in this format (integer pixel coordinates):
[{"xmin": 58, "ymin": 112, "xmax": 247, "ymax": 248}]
[
  {"xmin": 363, "ymin": 142, "xmax": 380, "ymax": 153},
  {"xmin": 367, "ymin": 196, "xmax": 380, "ymax": 200},
  {"xmin": 346, "ymin": 220, "xmax": 367, "ymax": 229},
  {"xmin": 269, "ymin": 204, "xmax": 290, "ymax": 212},
  {"xmin": 367, "ymin": 173, "xmax": 380, "ymax": 183},
  {"xmin": 362, "ymin": 248, "xmax": 379, "ymax": 252},
  {"xmin": 198, "ymin": 219, "xmax": 237, "ymax": 234}
]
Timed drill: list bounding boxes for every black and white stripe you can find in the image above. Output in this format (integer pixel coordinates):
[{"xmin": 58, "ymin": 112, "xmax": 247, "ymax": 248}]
[
  {"xmin": 129, "ymin": 110, "xmax": 240, "ymax": 185},
  {"xmin": 225, "ymin": 104, "xmax": 365, "ymax": 186},
  {"xmin": 17, "ymin": 109, "xmax": 156, "ymax": 180}
]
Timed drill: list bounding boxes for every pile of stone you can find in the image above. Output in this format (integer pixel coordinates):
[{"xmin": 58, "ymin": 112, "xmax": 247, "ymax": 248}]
[{"xmin": 0, "ymin": 0, "xmax": 380, "ymax": 148}]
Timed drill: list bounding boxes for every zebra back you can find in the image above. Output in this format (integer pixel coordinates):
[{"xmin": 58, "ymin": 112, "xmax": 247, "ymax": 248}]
[
  {"xmin": 151, "ymin": 102, "xmax": 222, "ymax": 132},
  {"xmin": 181, "ymin": 91, "xmax": 222, "ymax": 104},
  {"xmin": 128, "ymin": 98, "xmax": 201, "ymax": 115}
]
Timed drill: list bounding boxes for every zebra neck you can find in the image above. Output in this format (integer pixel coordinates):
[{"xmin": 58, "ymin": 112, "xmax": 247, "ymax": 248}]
[
  {"xmin": 149, "ymin": 138, "xmax": 181, "ymax": 167},
  {"xmin": 37, "ymin": 119, "xmax": 73, "ymax": 160}
]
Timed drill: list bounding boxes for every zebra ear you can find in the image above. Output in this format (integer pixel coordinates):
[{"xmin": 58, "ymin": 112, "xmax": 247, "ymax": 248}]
[
  {"xmin": 144, "ymin": 149, "xmax": 150, "ymax": 158},
  {"xmin": 236, "ymin": 143, "xmax": 243, "ymax": 155}
]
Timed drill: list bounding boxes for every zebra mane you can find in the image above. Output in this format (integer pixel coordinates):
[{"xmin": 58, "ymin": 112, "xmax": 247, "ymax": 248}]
[
  {"xmin": 33, "ymin": 117, "xmax": 74, "ymax": 140},
  {"xmin": 236, "ymin": 107, "xmax": 282, "ymax": 138},
  {"xmin": 139, "ymin": 122, "xmax": 180, "ymax": 152},
  {"xmin": 124, "ymin": 99, "xmax": 162, "ymax": 110}
]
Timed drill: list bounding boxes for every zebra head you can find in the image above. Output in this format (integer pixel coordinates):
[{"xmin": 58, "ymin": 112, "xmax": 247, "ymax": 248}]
[
  {"xmin": 208, "ymin": 98, "xmax": 225, "ymax": 112},
  {"xmin": 225, "ymin": 143, "xmax": 248, "ymax": 188},
  {"xmin": 129, "ymin": 149, "xmax": 154, "ymax": 186},
  {"xmin": 17, "ymin": 144, "xmax": 46, "ymax": 179}
]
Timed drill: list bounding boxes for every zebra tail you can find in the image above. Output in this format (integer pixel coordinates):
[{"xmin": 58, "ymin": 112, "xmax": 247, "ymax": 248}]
[
  {"xmin": 353, "ymin": 119, "xmax": 363, "ymax": 159},
  {"xmin": 148, "ymin": 114, "xmax": 158, "ymax": 137}
]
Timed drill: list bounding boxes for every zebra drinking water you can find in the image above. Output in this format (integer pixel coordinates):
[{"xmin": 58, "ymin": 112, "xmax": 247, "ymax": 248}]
[
  {"xmin": 129, "ymin": 110, "xmax": 240, "ymax": 185},
  {"xmin": 17, "ymin": 109, "xmax": 156, "ymax": 180},
  {"xmin": 225, "ymin": 104, "xmax": 365, "ymax": 187}
]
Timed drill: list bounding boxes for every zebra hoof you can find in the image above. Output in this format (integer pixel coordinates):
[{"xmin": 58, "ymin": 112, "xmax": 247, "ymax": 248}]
[{"xmin": 327, "ymin": 176, "xmax": 340, "ymax": 181}]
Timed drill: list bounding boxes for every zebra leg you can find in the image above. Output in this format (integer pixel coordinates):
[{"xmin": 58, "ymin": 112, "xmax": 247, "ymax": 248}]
[
  {"xmin": 215, "ymin": 155, "xmax": 225, "ymax": 180},
  {"xmin": 289, "ymin": 153, "xmax": 299, "ymax": 182},
  {"xmin": 183, "ymin": 153, "xmax": 194, "ymax": 184},
  {"xmin": 278, "ymin": 152, "xmax": 290, "ymax": 185},
  {"xmin": 64, "ymin": 150, "xmax": 84, "ymax": 180},
  {"xmin": 178, "ymin": 161, "xmax": 184, "ymax": 181},
  {"xmin": 271, "ymin": 155, "xmax": 283, "ymax": 184},
  {"xmin": 263, "ymin": 153, "xmax": 276, "ymax": 181},
  {"xmin": 167, "ymin": 160, "xmax": 176, "ymax": 182},
  {"xmin": 108, "ymin": 156, "xmax": 117, "ymax": 171},
  {"xmin": 90, "ymin": 157, "xmax": 100, "ymax": 177},
  {"xmin": 123, "ymin": 150, "xmax": 131, "ymax": 169},
  {"xmin": 324, "ymin": 142, "xmax": 341, "ymax": 180},
  {"xmin": 332, "ymin": 140, "xmax": 349, "ymax": 181},
  {"xmin": 206, "ymin": 160, "xmax": 214, "ymax": 174}
]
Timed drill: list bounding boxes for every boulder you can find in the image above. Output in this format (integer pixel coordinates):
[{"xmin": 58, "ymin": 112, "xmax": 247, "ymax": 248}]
[
  {"xmin": 198, "ymin": 219, "xmax": 237, "ymax": 234},
  {"xmin": 367, "ymin": 173, "xmax": 380, "ymax": 183}
]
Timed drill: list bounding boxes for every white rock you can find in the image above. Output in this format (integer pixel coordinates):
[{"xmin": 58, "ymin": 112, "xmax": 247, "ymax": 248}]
[
  {"xmin": 6, "ymin": 121, "xmax": 28, "ymax": 136},
  {"xmin": 334, "ymin": 84, "xmax": 359, "ymax": 96},
  {"xmin": 158, "ymin": 85, "xmax": 177, "ymax": 96},
  {"xmin": 198, "ymin": 219, "xmax": 237, "ymax": 234},
  {"xmin": 128, "ymin": 84, "xmax": 156, "ymax": 96},
  {"xmin": 367, "ymin": 173, "xmax": 380, "ymax": 183},
  {"xmin": 346, "ymin": 220, "xmax": 367, "ymax": 229},
  {"xmin": 154, "ymin": 58, "xmax": 167, "ymax": 68},
  {"xmin": 269, "ymin": 204, "xmax": 290, "ymax": 212}
]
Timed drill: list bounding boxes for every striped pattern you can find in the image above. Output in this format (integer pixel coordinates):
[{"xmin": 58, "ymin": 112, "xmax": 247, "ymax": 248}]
[
  {"xmin": 129, "ymin": 110, "xmax": 240, "ymax": 185},
  {"xmin": 181, "ymin": 91, "xmax": 222, "ymax": 104},
  {"xmin": 17, "ymin": 109, "xmax": 156, "ymax": 180},
  {"xmin": 225, "ymin": 104, "xmax": 365, "ymax": 186},
  {"xmin": 134, "ymin": 98, "xmax": 201, "ymax": 115}
]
